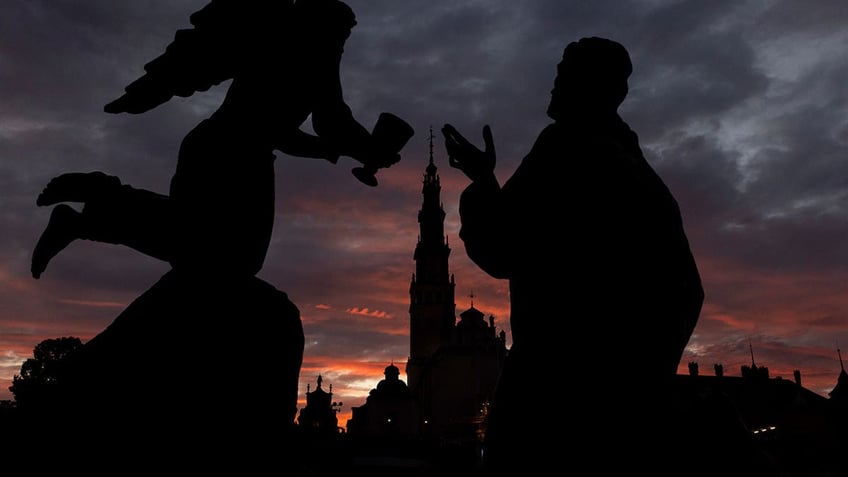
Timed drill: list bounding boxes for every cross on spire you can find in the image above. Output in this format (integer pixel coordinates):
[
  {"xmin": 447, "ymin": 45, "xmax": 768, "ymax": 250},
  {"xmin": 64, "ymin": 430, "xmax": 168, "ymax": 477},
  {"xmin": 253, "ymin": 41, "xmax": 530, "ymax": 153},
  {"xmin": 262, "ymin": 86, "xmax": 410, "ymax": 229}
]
[
  {"xmin": 429, "ymin": 125, "xmax": 435, "ymax": 164},
  {"xmin": 749, "ymin": 339, "xmax": 757, "ymax": 367}
]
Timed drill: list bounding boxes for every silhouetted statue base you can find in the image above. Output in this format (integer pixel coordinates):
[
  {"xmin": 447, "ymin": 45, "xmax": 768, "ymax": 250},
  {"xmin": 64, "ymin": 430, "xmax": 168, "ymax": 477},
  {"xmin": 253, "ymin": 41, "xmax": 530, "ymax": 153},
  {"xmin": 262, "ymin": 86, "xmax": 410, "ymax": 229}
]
[{"xmin": 19, "ymin": 270, "xmax": 304, "ymax": 471}]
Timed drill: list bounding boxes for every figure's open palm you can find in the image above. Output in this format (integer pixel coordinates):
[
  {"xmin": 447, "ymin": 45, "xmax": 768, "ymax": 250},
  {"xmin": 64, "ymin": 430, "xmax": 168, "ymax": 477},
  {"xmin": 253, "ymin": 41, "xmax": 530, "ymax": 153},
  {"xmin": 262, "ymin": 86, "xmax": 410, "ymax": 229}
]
[{"xmin": 442, "ymin": 124, "xmax": 496, "ymax": 183}]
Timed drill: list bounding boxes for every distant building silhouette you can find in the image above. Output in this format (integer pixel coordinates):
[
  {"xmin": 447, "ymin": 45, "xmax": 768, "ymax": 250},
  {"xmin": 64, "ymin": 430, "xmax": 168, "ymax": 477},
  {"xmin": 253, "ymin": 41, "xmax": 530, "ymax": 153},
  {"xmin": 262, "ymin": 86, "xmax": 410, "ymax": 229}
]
[
  {"xmin": 297, "ymin": 375, "xmax": 343, "ymax": 436},
  {"xmin": 348, "ymin": 129, "xmax": 507, "ymax": 448},
  {"xmin": 294, "ymin": 375, "xmax": 353, "ymax": 476},
  {"xmin": 827, "ymin": 346, "xmax": 848, "ymax": 404},
  {"xmin": 347, "ymin": 363, "xmax": 418, "ymax": 439},
  {"xmin": 674, "ymin": 350, "xmax": 847, "ymax": 476}
]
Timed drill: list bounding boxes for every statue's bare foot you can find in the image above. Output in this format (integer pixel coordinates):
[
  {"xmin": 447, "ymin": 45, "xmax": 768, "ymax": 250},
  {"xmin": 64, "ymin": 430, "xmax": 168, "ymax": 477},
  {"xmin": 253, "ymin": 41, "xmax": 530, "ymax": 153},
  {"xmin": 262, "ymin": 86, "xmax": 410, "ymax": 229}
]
[
  {"xmin": 31, "ymin": 204, "xmax": 81, "ymax": 279},
  {"xmin": 36, "ymin": 172, "xmax": 120, "ymax": 207}
]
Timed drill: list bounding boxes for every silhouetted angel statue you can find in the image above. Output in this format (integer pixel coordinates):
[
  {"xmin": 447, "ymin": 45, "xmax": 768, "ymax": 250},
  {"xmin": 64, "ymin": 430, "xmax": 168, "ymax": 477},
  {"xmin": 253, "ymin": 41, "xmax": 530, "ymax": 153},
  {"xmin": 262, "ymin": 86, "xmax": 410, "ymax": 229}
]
[
  {"xmin": 22, "ymin": 1, "xmax": 414, "ymax": 469},
  {"xmin": 31, "ymin": 0, "xmax": 413, "ymax": 280}
]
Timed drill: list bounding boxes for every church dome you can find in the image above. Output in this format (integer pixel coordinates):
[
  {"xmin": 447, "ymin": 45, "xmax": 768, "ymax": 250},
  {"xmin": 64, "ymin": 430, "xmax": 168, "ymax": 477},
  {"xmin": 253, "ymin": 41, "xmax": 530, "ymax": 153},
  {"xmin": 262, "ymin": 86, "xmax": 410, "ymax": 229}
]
[{"xmin": 385, "ymin": 362, "xmax": 400, "ymax": 379}]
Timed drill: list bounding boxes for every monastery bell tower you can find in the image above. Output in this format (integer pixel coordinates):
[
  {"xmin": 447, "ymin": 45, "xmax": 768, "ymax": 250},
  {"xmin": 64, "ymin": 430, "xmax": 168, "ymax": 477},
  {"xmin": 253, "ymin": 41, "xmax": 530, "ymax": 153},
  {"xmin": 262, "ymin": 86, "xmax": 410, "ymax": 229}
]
[{"xmin": 406, "ymin": 127, "xmax": 456, "ymax": 390}]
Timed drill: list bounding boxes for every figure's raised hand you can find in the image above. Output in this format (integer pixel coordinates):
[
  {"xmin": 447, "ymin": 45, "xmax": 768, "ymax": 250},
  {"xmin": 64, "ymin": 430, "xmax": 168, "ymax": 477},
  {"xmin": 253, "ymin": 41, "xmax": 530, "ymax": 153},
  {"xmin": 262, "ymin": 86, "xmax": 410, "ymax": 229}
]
[{"xmin": 442, "ymin": 124, "xmax": 496, "ymax": 183}]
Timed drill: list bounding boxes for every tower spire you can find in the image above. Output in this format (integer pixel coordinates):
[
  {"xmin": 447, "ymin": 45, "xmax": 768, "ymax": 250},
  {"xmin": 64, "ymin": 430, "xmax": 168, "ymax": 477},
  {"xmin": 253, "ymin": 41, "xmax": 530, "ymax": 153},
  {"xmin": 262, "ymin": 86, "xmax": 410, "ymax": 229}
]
[
  {"xmin": 839, "ymin": 342, "xmax": 845, "ymax": 372},
  {"xmin": 749, "ymin": 339, "xmax": 756, "ymax": 367},
  {"xmin": 429, "ymin": 125, "xmax": 435, "ymax": 165},
  {"xmin": 408, "ymin": 126, "xmax": 456, "ymax": 391}
]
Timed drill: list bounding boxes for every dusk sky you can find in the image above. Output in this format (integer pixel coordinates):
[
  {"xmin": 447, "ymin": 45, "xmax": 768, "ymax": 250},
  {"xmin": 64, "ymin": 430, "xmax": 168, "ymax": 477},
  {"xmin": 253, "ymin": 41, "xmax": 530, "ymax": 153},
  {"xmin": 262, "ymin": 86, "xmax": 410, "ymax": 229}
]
[{"xmin": 2, "ymin": 0, "xmax": 848, "ymax": 427}]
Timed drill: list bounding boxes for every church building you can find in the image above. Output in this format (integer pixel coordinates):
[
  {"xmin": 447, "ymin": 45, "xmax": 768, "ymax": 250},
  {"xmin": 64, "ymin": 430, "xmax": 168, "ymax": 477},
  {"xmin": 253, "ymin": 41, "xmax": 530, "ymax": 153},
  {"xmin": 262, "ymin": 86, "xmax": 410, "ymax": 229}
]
[{"xmin": 348, "ymin": 128, "xmax": 508, "ymax": 446}]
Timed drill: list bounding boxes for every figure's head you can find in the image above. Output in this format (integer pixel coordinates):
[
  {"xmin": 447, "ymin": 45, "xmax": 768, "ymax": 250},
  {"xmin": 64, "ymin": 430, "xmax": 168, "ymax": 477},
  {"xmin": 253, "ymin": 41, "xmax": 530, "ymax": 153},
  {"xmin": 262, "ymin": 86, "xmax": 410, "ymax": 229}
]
[
  {"xmin": 546, "ymin": 37, "xmax": 632, "ymax": 121},
  {"xmin": 295, "ymin": 0, "xmax": 357, "ymax": 45}
]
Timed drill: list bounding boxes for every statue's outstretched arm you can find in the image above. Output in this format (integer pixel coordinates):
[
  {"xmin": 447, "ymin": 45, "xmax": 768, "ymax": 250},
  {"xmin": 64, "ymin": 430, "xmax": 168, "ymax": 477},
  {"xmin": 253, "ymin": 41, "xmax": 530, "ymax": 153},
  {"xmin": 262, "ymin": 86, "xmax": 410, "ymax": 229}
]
[{"xmin": 274, "ymin": 129, "xmax": 340, "ymax": 164}]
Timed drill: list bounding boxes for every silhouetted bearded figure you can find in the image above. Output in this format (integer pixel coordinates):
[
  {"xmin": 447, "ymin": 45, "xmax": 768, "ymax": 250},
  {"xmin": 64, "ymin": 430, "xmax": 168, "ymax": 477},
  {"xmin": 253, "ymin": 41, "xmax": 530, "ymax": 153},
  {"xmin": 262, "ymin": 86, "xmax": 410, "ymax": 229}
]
[
  {"xmin": 25, "ymin": 0, "xmax": 412, "ymax": 471},
  {"xmin": 443, "ymin": 37, "xmax": 715, "ymax": 473}
]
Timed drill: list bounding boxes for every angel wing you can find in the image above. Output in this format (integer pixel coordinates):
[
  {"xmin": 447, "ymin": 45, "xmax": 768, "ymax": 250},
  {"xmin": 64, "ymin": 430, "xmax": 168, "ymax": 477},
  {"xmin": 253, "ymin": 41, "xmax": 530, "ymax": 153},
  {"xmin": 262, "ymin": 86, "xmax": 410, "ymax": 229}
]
[{"xmin": 104, "ymin": 0, "xmax": 295, "ymax": 114}]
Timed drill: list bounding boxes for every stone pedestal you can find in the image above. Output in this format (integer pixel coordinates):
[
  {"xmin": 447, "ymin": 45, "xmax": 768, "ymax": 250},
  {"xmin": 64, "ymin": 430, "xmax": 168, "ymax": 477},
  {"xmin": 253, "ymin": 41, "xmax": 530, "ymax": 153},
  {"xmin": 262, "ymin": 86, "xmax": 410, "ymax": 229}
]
[{"xmin": 31, "ymin": 269, "xmax": 304, "ymax": 470}]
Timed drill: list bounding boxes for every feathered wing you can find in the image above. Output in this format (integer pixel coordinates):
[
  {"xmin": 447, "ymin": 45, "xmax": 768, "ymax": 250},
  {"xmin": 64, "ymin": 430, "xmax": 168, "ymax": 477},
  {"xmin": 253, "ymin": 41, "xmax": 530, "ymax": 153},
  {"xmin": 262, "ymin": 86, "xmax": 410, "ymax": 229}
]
[{"xmin": 104, "ymin": 0, "xmax": 295, "ymax": 114}]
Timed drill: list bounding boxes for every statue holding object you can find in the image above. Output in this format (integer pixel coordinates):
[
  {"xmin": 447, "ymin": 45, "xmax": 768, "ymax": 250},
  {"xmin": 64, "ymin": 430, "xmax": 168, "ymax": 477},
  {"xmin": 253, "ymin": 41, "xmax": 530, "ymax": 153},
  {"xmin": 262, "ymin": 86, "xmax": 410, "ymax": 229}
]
[
  {"xmin": 32, "ymin": 0, "xmax": 414, "ymax": 280},
  {"xmin": 26, "ymin": 0, "xmax": 412, "ymax": 469}
]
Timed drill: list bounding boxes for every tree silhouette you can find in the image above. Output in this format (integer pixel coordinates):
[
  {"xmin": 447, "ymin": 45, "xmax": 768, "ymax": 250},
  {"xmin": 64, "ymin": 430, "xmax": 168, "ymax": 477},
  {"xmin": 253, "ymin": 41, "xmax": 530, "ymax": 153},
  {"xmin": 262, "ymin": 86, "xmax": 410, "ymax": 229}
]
[{"xmin": 10, "ymin": 336, "xmax": 82, "ymax": 409}]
